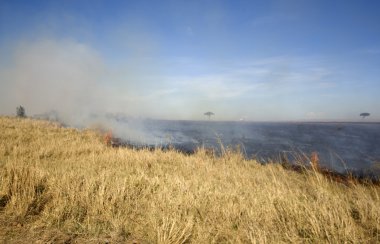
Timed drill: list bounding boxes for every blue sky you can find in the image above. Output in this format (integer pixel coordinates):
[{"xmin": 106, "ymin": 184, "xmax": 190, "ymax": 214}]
[{"xmin": 0, "ymin": 0, "xmax": 379, "ymax": 121}]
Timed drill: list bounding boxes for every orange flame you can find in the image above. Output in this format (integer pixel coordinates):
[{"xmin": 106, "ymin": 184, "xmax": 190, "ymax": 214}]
[
  {"xmin": 104, "ymin": 130, "xmax": 113, "ymax": 146},
  {"xmin": 310, "ymin": 151, "xmax": 320, "ymax": 171}
]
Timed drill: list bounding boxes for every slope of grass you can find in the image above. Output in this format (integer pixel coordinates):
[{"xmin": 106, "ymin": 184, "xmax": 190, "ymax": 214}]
[{"xmin": 0, "ymin": 116, "xmax": 379, "ymax": 243}]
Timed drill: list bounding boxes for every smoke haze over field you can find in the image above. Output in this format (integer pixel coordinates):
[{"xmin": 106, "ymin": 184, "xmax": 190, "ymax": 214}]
[
  {"xmin": 1, "ymin": 0, "xmax": 380, "ymax": 123},
  {"xmin": 0, "ymin": 39, "xmax": 106, "ymax": 124}
]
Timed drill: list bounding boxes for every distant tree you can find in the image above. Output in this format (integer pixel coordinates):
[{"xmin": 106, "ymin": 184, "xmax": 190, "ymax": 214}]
[
  {"xmin": 16, "ymin": 106, "xmax": 26, "ymax": 118},
  {"xmin": 204, "ymin": 111, "xmax": 214, "ymax": 120},
  {"xmin": 360, "ymin": 112, "xmax": 370, "ymax": 119}
]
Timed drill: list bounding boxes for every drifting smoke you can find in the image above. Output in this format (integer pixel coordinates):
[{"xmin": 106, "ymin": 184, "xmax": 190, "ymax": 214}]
[
  {"xmin": 0, "ymin": 39, "xmax": 150, "ymax": 142},
  {"xmin": 0, "ymin": 39, "xmax": 106, "ymax": 124},
  {"xmin": 0, "ymin": 38, "xmax": 199, "ymax": 143}
]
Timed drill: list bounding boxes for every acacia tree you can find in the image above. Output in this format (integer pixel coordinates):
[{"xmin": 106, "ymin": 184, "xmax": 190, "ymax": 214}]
[
  {"xmin": 16, "ymin": 106, "xmax": 26, "ymax": 118},
  {"xmin": 360, "ymin": 113, "xmax": 370, "ymax": 119},
  {"xmin": 204, "ymin": 111, "xmax": 214, "ymax": 120}
]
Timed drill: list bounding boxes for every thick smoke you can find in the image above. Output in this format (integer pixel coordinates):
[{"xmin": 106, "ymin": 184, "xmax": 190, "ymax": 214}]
[
  {"xmin": 0, "ymin": 38, "xmax": 184, "ymax": 143},
  {"xmin": 0, "ymin": 39, "xmax": 106, "ymax": 125}
]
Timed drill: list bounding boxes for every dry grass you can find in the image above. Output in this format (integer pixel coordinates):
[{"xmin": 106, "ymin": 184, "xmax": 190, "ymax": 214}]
[{"xmin": 0, "ymin": 116, "xmax": 379, "ymax": 243}]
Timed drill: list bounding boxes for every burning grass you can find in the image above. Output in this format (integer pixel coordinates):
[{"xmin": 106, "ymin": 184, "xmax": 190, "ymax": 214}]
[{"xmin": 0, "ymin": 116, "xmax": 379, "ymax": 243}]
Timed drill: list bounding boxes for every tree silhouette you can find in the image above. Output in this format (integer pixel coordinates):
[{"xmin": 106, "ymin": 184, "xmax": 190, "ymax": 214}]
[
  {"xmin": 204, "ymin": 111, "xmax": 214, "ymax": 120},
  {"xmin": 360, "ymin": 113, "xmax": 370, "ymax": 119},
  {"xmin": 16, "ymin": 106, "xmax": 26, "ymax": 118}
]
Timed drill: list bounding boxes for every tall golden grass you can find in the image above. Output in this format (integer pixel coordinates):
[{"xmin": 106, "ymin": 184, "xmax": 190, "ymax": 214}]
[{"xmin": 0, "ymin": 116, "xmax": 379, "ymax": 243}]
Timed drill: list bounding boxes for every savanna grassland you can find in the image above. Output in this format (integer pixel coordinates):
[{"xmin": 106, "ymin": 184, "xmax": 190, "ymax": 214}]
[{"xmin": 0, "ymin": 116, "xmax": 379, "ymax": 243}]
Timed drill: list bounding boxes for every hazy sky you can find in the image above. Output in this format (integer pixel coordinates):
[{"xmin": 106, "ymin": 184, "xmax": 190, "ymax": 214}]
[{"xmin": 0, "ymin": 0, "xmax": 379, "ymax": 121}]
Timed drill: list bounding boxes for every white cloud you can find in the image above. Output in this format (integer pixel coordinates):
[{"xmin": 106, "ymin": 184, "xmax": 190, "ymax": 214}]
[
  {"xmin": 178, "ymin": 75, "xmax": 259, "ymax": 99},
  {"xmin": 162, "ymin": 56, "xmax": 336, "ymax": 101},
  {"xmin": 305, "ymin": 112, "xmax": 325, "ymax": 120},
  {"xmin": 251, "ymin": 14, "xmax": 297, "ymax": 26},
  {"xmin": 361, "ymin": 48, "xmax": 380, "ymax": 55},
  {"xmin": 186, "ymin": 26, "xmax": 194, "ymax": 36}
]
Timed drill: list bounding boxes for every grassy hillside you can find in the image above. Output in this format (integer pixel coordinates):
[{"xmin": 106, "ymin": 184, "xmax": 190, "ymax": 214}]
[{"xmin": 0, "ymin": 116, "xmax": 379, "ymax": 243}]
